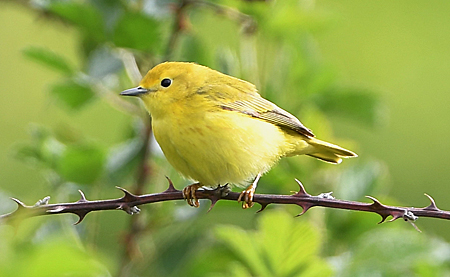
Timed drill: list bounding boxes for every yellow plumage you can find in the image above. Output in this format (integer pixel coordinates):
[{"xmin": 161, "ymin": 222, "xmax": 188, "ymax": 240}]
[{"xmin": 121, "ymin": 62, "xmax": 357, "ymax": 208}]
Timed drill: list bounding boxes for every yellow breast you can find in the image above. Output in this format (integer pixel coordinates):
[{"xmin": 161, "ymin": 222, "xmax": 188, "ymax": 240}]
[{"xmin": 152, "ymin": 107, "xmax": 288, "ymax": 187}]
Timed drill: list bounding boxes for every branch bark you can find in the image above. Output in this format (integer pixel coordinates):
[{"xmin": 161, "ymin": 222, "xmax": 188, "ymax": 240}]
[{"xmin": 2, "ymin": 179, "xmax": 449, "ymax": 229}]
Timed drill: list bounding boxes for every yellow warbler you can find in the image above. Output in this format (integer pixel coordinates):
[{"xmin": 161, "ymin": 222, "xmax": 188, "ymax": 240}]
[{"xmin": 121, "ymin": 62, "xmax": 357, "ymax": 208}]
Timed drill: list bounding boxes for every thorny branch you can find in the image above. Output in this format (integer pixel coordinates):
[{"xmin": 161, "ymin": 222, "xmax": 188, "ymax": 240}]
[{"xmin": 2, "ymin": 179, "xmax": 449, "ymax": 230}]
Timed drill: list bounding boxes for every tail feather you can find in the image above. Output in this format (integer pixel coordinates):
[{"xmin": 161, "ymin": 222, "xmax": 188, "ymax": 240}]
[{"xmin": 306, "ymin": 137, "xmax": 357, "ymax": 164}]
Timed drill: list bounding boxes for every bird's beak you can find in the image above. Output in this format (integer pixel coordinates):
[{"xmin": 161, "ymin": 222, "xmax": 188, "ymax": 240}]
[{"xmin": 120, "ymin": 86, "xmax": 149, "ymax": 97}]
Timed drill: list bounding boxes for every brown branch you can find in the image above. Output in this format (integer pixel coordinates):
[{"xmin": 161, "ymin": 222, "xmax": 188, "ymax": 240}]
[
  {"xmin": 164, "ymin": 0, "xmax": 257, "ymax": 60},
  {"xmin": 164, "ymin": 0, "xmax": 190, "ymax": 61},
  {"xmin": 118, "ymin": 115, "xmax": 153, "ymax": 276},
  {"xmin": 2, "ymin": 179, "xmax": 449, "ymax": 230}
]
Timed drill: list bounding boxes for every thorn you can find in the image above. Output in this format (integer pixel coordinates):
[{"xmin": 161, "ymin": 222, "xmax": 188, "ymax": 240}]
[
  {"xmin": 256, "ymin": 203, "xmax": 268, "ymax": 213},
  {"xmin": 116, "ymin": 186, "xmax": 139, "ymax": 202},
  {"xmin": 389, "ymin": 214, "xmax": 403, "ymax": 222},
  {"xmin": 366, "ymin": 196, "xmax": 385, "ymax": 208},
  {"xmin": 423, "ymin": 193, "xmax": 439, "ymax": 211},
  {"xmin": 207, "ymin": 199, "xmax": 218, "ymax": 213},
  {"xmin": 295, "ymin": 203, "xmax": 313, "ymax": 217},
  {"xmin": 164, "ymin": 176, "xmax": 179, "ymax": 192},
  {"xmin": 73, "ymin": 211, "xmax": 88, "ymax": 225},
  {"xmin": 77, "ymin": 190, "xmax": 88, "ymax": 202},
  {"xmin": 293, "ymin": 179, "xmax": 310, "ymax": 197},
  {"xmin": 377, "ymin": 215, "xmax": 389, "ymax": 224},
  {"xmin": 207, "ymin": 184, "xmax": 231, "ymax": 213},
  {"xmin": 366, "ymin": 196, "xmax": 394, "ymax": 224},
  {"xmin": 10, "ymin": 198, "xmax": 27, "ymax": 208}
]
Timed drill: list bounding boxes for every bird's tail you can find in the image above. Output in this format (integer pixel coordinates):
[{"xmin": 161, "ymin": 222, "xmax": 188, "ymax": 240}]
[{"xmin": 306, "ymin": 137, "xmax": 357, "ymax": 164}]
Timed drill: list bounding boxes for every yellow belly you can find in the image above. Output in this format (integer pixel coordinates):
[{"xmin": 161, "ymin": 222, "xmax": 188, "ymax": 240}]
[{"xmin": 152, "ymin": 110, "xmax": 296, "ymax": 187}]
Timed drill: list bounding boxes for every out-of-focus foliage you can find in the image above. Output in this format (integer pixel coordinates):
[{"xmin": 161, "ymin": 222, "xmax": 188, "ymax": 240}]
[
  {"xmin": 22, "ymin": 46, "xmax": 75, "ymax": 76},
  {"xmin": 0, "ymin": 222, "xmax": 110, "ymax": 277},
  {"xmin": 213, "ymin": 210, "xmax": 333, "ymax": 277},
  {"xmin": 1, "ymin": 0, "xmax": 449, "ymax": 276},
  {"xmin": 330, "ymin": 228, "xmax": 450, "ymax": 276}
]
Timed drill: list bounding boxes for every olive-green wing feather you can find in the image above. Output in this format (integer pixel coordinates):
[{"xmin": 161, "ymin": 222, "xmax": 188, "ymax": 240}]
[
  {"xmin": 197, "ymin": 77, "xmax": 314, "ymax": 137},
  {"xmin": 220, "ymin": 96, "xmax": 315, "ymax": 138}
]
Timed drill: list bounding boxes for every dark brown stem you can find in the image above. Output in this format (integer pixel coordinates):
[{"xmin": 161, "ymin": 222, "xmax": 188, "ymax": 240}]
[
  {"xmin": 164, "ymin": 0, "xmax": 190, "ymax": 61},
  {"xmin": 164, "ymin": 0, "xmax": 257, "ymax": 60},
  {"xmin": 134, "ymin": 119, "xmax": 153, "ymax": 195},
  {"xmin": 2, "ymin": 179, "xmax": 449, "ymax": 230},
  {"xmin": 119, "ymin": 117, "xmax": 153, "ymax": 276}
]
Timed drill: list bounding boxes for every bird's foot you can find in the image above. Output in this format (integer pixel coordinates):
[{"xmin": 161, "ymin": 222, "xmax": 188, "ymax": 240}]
[
  {"xmin": 182, "ymin": 183, "xmax": 202, "ymax": 207},
  {"xmin": 238, "ymin": 173, "xmax": 262, "ymax": 209},
  {"xmin": 238, "ymin": 185, "xmax": 255, "ymax": 209}
]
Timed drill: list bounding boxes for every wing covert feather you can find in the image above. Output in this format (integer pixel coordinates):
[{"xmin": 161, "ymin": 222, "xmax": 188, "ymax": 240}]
[
  {"xmin": 219, "ymin": 94, "xmax": 314, "ymax": 137},
  {"xmin": 197, "ymin": 81, "xmax": 314, "ymax": 137}
]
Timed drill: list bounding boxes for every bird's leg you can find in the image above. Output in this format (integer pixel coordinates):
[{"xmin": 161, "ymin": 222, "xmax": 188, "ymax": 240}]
[
  {"xmin": 238, "ymin": 173, "xmax": 262, "ymax": 209},
  {"xmin": 182, "ymin": 183, "xmax": 202, "ymax": 207}
]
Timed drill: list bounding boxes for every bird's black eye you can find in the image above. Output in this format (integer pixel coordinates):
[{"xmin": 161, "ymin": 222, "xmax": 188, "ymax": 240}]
[{"xmin": 161, "ymin": 78, "xmax": 172, "ymax": 88}]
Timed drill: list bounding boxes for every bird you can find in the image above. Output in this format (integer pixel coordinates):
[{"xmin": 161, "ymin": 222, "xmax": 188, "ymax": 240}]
[{"xmin": 121, "ymin": 62, "xmax": 357, "ymax": 208}]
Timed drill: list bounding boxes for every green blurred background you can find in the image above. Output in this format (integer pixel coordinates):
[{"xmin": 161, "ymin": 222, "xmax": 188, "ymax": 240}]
[
  {"xmin": 316, "ymin": 0, "xmax": 450, "ymax": 234},
  {"xmin": 1, "ymin": 0, "xmax": 450, "ymax": 276},
  {"xmin": 2, "ymin": 1, "xmax": 450, "ymax": 227}
]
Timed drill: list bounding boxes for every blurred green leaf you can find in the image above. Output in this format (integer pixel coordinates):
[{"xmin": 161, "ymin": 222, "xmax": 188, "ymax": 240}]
[
  {"xmin": 234, "ymin": 0, "xmax": 329, "ymax": 41},
  {"xmin": 215, "ymin": 225, "xmax": 269, "ymax": 276},
  {"xmin": 265, "ymin": 0, "xmax": 329, "ymax": 39},
  {"xmin": 227, "ymin": 263, "xmax": 253, "ymax": 277},
  {"xmin": 22, "ymin": 46, "xmax": 74, "ymax": 76},
  {"xmin": 215, "ymin": 210, "xmax": 333, "ymax": 277},
  {"xmin": 113, "ymin": 12, "xmax": 161, "ymax": 52},
  {"xmin": 90, "ymin": 0, "xmax": 125, "ymax": 32},
  {"xmin": 48, "ymin": 1, "xmax": 105, "ymax": 43},
  {"xmin": 15, "ymin": 144, "xmax": 44, "ymax": 166},
  {"xmin": 53, "ymin": 124, "xmax": 84, "ymax": 145},
  {"xmin": 179, "ymin": 34, "xmax": 212, "ymax": 66},
  {"xmin": 23, "ymin": 239, "xmax": 110, "ymax": 277},
  {"xmin": 58, "ymin": 143, "xmax": 105, "ymax": 184},
  {"xmin": 335, "ymin": 160, "xmax": 387, "ymax": 201},
  {"xmin": 50, "ymin": 79, "xmax": 96, "ymax": 110},
  {"xmin": 14, "ymin": 125, "xmax": 65, "ymax": 169},
  {"xmin": 322, "ymin": 161, "xmax": 389, "ymax": 251},
  {"xmin": 313, "ymin": 88, "xmax": 385, "ymax": 128},
  {"xmin": 216, "ymin": 48, "xmax": 240, "ymax": 77},
  {"xmin": 335, "ymin": 228, "xmax": 450, "ymax": 276},
  {"xmin": 303, "ymin": 67, "xmax": 337, "ymax": 96},
  {"xmin": 106, "ymin": 137, "xmax": 144, "ymax": 184},
  {"xmin": 87, "ymin": 46, "xmax": 123, "ymax": 79},
  {"xmin": 0, "ymin": 226, "xmax": 110, "ymax": 277}
]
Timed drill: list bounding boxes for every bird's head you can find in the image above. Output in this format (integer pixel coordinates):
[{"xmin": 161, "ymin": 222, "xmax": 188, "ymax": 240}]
[
  {"xmin": 121, "ymin": 61, "xmax": 256, "ymax": 118},
  {"xmin": 121, "ymin": 62, "xmax": 208, "ymax": 114}
]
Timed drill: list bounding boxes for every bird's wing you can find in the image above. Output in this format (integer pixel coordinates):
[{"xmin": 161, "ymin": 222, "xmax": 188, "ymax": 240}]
[{"xmin": 220, "ymin": 95, "xmax": 315, "ymax": 138}]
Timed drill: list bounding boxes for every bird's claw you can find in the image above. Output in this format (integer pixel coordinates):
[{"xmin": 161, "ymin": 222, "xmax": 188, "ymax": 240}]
[
  {"xmin": 238, "ymin": 186, "xmax": 255, "ymax": 209},
  {"xmin": 182, "ymin": 183, "xmax": 202, "ymax": 207},
  {"xmin": 238, "ymin": 173, "xmax": 261, "ymax": 209}
]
